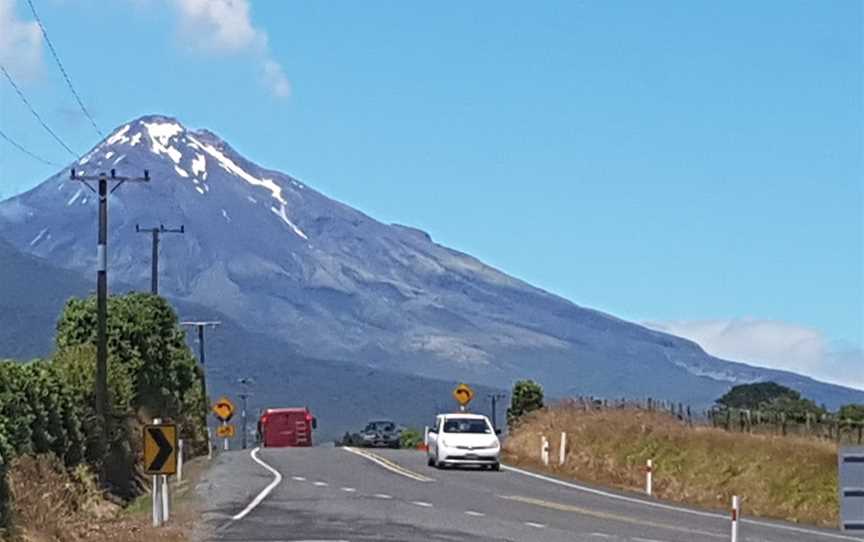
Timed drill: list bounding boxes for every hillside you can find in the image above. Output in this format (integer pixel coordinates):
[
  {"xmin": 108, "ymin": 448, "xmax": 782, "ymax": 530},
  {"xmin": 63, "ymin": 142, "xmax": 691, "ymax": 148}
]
[{"xmin": 0, "ymin": 114, "xmax": 861, "ymax": 409}]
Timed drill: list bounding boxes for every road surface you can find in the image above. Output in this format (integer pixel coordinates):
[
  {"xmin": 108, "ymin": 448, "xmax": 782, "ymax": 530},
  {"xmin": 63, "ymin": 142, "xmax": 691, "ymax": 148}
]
[{"xmin": 194, "ymin": 446, "xmax": 853, "ymax": 541}]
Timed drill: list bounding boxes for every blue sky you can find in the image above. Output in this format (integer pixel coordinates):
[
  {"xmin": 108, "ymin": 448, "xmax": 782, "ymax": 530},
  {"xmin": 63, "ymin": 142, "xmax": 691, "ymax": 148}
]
[{"xmin": 1, "ymin": 1, "xmax": 861, "ymax": 387}]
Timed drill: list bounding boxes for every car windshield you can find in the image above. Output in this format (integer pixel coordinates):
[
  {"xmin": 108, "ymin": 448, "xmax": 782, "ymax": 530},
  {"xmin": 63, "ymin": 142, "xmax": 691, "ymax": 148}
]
[
  {"xmin": 442, "ymin": 418, "xmax": 491, "ymax": 434},
  {"xmin": 365, "ymin": 421, "xmax": 395, "ymax": 432}
]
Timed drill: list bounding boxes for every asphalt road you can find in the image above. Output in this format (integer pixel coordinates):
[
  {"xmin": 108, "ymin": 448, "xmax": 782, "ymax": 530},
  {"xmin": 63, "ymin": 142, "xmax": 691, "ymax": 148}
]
[{"xmin": 195, "ymin": 446, "xmax": 855, "ymax": 542}]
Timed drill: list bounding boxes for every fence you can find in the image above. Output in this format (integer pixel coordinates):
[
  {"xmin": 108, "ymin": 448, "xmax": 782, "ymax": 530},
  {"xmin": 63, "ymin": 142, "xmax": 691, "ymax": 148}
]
[{"xmin": 560, "ymin": 396, "xmax": 864, "ymax": 445}]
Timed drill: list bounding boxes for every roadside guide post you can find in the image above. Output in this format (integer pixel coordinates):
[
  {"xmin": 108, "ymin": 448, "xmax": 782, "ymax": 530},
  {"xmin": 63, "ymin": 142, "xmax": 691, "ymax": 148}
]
[
  {"xmin": 730, "ymin": 495, "xmax": 740, "ymax": 542},
  {"xmin": 144, "ymin": 419, "xmax": 177, "ymax": 527},
  {"xmin": 541, "ymin": 435, "xmax": 550, "ymax": 466},
  {"xmin": 559, "ymin": 432, "xmax": 567, "ymax": 466},
  {"xmin": 177, "ymin": 439, "xmax": 184, "ymax": 482},
  {"xmin": 645, "ymin": 459, "xmax": 653, "ymax": 496},
  {"xmin": 453, "ymin": 383, "xmax": 475, "ymax": 413}
]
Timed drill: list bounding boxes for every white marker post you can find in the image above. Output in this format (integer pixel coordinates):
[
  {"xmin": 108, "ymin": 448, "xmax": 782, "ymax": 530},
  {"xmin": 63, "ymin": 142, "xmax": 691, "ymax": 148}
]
[
  {"xmin": 558, "ymin": 432, "xmax": 567, "ymax": 466},
  {"xmin": 207, "ymin": 427, "xmax": 213, "ymax": 460},
  {"xmin": 177, "ymin": 439, "xmax": 184, "ymax": 482},
  {"xmin": 541, "ymin": 436, "xmax": 550, "ymax": 466},
  {"xmin": 423, "ymin": 426, "xmax": 429, "ymax": 446},
  {"xmin": 730, "ymin": 495, "xmax": 740, "ymax": 542},
  {"xmin": 161, "ymin": 473, "xmax": 169, "ymax": 522},
  {"xmin": 152, "ymin": 418, "xmax": 163, "ymax": 527},
  {"xmin": 223, "ymin": 421, "xmax": 229, "ymax": 451},
  {"xmin": 646, "ymin": 459, "xmax": 653, "ymax": 496}
]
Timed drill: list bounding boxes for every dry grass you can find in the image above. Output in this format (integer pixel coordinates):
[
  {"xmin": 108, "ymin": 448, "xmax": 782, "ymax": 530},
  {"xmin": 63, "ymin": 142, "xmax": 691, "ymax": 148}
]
[
  {"xmin": 7, "ymin": 455, "xmax": 206, "ymax": 542},
  {"xmin": 503, "ymin": 406, "xmax": 838, "ymax": 527}
]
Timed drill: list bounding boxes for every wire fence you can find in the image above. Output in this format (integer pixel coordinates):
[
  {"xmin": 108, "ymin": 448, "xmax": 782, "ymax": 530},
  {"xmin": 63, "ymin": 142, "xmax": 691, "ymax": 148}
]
[{"xmin": 561, "ymin": 396, "xmax": 864, "ymax": 445}]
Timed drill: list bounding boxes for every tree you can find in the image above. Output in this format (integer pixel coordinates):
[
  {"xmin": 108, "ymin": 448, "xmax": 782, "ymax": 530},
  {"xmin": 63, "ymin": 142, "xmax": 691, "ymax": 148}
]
[
  {"xmin": 716, "ymin": 382, "xmax": 800, "ymax": 410},
  {"xmin": 56, "ymin": 293, "xmax": 204, "ymax": 425},
  {"xmin": 507, "ymin": 380, "xmax": 544, "ymax": 430},
  {"xmin": 838, "ymin": 404, "xmax": 864, "ymax": 421}
]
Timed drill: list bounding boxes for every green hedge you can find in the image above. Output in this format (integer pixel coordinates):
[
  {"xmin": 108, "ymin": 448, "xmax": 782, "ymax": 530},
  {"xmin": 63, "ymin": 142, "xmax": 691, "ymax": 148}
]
[{"xmin": 0, "ymin": 293, "xmax": 207, "ymax": 528}]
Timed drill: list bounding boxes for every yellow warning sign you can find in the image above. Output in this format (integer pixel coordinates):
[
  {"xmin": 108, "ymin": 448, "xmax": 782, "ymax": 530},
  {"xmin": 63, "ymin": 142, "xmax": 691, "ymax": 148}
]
[
  {"xmin": 143, "ymin": 424, "xmax": 177, "ymax": 475},
  {"xmin": 453, "ymin": 383, "xmax": 475, "ymax": 406}
]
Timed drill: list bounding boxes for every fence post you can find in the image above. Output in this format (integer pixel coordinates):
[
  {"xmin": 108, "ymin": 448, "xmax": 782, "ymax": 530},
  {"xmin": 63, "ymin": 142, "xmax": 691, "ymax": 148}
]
[
  {"xmin": 730, "ymin": 495, "xmax": 740, "ymax": 542},
  {"xmin": 559, "ymin": 432, "xmax": 567, "ymax": 466},
  {"xmin": 646, "ymin": 459, "xmax": 653, "ymax": 496}
]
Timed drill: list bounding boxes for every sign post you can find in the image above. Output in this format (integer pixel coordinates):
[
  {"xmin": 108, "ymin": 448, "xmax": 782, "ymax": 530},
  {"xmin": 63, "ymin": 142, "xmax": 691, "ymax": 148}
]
[
  {"xmin": 212, "ymin": 396, "xmax": 235, "ymax": 452},
  {"xmin": 452, "ymin": 383, "xmax": 475, "ymax": 412},
  {"xmin": 144, "ymin": 420, "xmax": 177, "ymax": 527}
]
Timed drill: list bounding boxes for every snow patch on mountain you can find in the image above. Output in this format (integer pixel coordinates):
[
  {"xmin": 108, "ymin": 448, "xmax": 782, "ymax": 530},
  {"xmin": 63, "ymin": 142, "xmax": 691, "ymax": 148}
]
[
  {"xmin": 187, "ymin": 134, "xmax": 287, "ymax": 205},
  {"xmin": 66, "ymin": 189, "xmax": 82, "ymax": 206},
  {"xmin": 270, "ymin": 204, "xmax": 308, "ymax": 239},
  {"xmin": 29, "ymin": 228, "xmax": 48, "ymax": 246},
  {"xmin": 107, "ymin": 124, "xmax": 131, "ymax": 145},
  {"xmin": 191, "ymin": 153, "xmax": 206, "ymax": 177}
]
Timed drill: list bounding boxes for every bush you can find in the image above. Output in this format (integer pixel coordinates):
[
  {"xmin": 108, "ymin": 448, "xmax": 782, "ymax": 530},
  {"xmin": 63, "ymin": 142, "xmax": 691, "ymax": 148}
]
[{"xmin": 399, "ymin": 428, "xmax": 423, "ymax": 449}]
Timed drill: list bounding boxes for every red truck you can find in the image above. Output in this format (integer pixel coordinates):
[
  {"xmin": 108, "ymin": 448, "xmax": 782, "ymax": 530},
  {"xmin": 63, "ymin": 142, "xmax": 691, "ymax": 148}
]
[{"xmin": 258, "ymin": 407, "xmax": 317, "ymax": 447}]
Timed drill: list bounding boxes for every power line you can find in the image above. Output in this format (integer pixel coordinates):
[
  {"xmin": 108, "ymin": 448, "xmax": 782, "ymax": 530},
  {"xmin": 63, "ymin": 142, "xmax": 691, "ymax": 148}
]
[
  {"xmin": 0, "ymin": 128, "xmax": 62, "ymax": 167},
  {"xmin": 0, "ymin": 65, "xmax": 78, "ymax": 159},
  {"xmin": 25, "ymin": 0, "xmax": 103, "ymax": 137}
]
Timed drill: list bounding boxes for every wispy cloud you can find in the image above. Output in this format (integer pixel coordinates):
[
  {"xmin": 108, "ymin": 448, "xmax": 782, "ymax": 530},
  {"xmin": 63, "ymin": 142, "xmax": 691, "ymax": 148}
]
[
  {"xmin": 170, "ymin": 0, "xmax": 290, "ymax": 98},
  {"xmin": 644, "ymin": 318, "xmax": 864, "ymax": 390},
  {"xmin": 0, "ymin": 0, "xmax": 43, "ymax": 81}
]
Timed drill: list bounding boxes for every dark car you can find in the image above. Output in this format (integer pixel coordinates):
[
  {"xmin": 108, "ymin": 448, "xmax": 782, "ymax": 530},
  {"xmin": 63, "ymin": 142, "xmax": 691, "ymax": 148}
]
[{"xmin": 359, "ymin": 420, "xmax": 401, "ymax": 448}]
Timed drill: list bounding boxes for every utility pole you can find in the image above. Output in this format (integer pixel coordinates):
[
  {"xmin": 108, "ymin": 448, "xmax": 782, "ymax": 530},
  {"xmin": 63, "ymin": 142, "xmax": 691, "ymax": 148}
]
[
  {"xmin": 487, "ymin": 393, "xmax": 507, "ymax": 432},
  {"xmin": 237, "ymin": 377, "xmax": 254, "ymax": 450},
  {"xmin": 71, "ymin": 168, "xmax": 149, "ymax": 465},
  {"xmin": 136, "ymin": 224, "xmax": 184, "ymax": 295},
  {"xmin": 180, "ymin": 321, "xmax": 220, "ymax": 414}
]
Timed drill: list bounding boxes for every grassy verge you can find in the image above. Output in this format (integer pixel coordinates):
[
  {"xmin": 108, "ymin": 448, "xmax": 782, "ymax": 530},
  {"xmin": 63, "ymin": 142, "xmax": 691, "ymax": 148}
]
[
  {"xmin": 7, "ymin": 455, "xmax": 208, "ymax": 541},
  {"xmin": 503, "ymin": 406, "xmax": 838, "ymax": 527}
]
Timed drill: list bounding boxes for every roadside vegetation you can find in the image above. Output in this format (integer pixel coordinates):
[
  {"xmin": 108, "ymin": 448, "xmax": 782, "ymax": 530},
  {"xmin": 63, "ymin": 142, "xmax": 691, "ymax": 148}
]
[
  {"xmin": 0, "ymin": 293, "xmax": 206, "ymax": 541},
  {"xmin": 503, "ymin": 381, "xmax": 845, "ymax": 527}
]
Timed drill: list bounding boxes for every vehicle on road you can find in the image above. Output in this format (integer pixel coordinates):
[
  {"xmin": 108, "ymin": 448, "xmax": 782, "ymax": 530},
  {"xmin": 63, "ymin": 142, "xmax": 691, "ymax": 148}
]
[
  {"xmin": 259, "ymin": 407, "xmax": 317, "ymax": 447},
  {"xmin": 426, "ymin": 413, "xmax": 501, "ymax": 470},
  {"xmin": 358, "ymin": 419, "xmax": 402, "ymax": 448}
]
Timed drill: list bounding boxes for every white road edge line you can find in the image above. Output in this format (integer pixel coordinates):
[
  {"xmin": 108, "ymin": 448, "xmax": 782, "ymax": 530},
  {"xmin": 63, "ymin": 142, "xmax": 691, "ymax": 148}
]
[
  {"xmin": 502, "ymin": 464, "xmax": 858, "ymax": 541},
  {"xmin": 464, "ymin": 510, "xmax": 485, "ymax": 517},
  {"xmin": 411, "ymin": 501, "xmax": 433, "ymax": 507},
  {"xmin": 373, "ymin": 493, "xmax": 393, "ymax": 499},
  {"xmin": 231, "ymin": 447, "xmax": 282, "ymax": 521},
  {"xmin": 342, "ymin": 446, "xmax": 434, "ymax": 482}
]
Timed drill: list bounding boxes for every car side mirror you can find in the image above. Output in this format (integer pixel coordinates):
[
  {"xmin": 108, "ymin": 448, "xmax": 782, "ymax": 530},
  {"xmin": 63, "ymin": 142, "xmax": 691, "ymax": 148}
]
[
  {"xmin": 495, "ymin": 429, "xmax": 502, "ymax": 435},
  {"xmin": 312, "ymin": 418, "xmax": 318, "ymax": 430}
]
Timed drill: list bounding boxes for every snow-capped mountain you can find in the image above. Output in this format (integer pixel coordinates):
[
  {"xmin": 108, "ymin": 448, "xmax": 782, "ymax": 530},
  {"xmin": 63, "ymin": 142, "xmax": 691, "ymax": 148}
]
[{"xmin": 1, "ymin": 114, "xmax": 859, "ymax": 409}]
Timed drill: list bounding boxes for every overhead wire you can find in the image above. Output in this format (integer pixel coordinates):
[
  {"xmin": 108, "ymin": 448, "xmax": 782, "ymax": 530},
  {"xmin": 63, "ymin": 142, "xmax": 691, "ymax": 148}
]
[
  {"xmin": 0, "ymin": 64, "xmax": 79, "ymax": 159},
  {"xmin": 25, "ymin": 0, "xmax": 103, "ymax": 138},
  {"xmin": 0, "ymin": 128, "xmax": 62, "ymax": 167}
]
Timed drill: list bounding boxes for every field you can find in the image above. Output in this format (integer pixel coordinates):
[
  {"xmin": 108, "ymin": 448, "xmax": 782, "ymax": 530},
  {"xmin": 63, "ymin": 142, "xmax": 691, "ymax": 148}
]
[{"xmin": 503, "ymin": 405, "xmax": 839, "ymax": 527}]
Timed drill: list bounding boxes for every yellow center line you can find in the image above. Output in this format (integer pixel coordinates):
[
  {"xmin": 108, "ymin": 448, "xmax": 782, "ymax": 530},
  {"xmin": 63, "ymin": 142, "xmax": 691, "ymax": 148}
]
[
  {"xmin": 498, "ymin": 495, "xmax": 726, "ymax": 539},
  {"xmin": 343, "ymin": 447, "xmax": 435, "ymax": 482}
]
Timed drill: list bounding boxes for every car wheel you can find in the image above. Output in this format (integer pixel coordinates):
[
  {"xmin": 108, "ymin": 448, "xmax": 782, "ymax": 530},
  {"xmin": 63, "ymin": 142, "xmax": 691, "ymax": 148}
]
[
  {"xmin": 490, "ymin": 462, "xmax": 500, "ymax": 471},
  {"xmin": 427, "ymin": 455, "xmax": 434, "ymax": 467}
]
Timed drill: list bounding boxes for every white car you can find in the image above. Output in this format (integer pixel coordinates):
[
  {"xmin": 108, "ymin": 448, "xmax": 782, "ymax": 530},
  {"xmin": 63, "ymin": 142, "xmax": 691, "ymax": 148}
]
[{"xmin": 426, "ymin": 413, "xmax": 501, "ymax": 471}]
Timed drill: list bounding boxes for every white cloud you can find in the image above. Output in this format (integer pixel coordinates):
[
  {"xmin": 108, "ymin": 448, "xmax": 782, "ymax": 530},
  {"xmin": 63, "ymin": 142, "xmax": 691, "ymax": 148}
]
[
  {"xmin": 644, "ymin": 318, "xmax": 864, "ymax": 390},
  {"xmin": 170, "ymin": 0, "xmax": 289, "ymax": 98},
  {"xmin": 0, "ymin": 0, "xmax": 43, "ymax": 81},
  {"xmin": 261, "ymin": 59, "xmax": 290, "ymax": 98}
]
